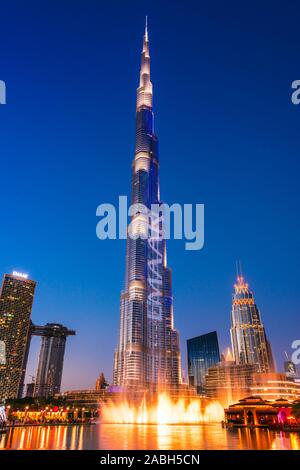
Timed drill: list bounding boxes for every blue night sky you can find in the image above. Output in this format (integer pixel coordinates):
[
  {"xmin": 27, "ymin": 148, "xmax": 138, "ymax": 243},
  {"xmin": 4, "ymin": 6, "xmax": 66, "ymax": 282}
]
[{"xmin": 1, "ymin": 0, "xmax": 299, "ymax": 390}]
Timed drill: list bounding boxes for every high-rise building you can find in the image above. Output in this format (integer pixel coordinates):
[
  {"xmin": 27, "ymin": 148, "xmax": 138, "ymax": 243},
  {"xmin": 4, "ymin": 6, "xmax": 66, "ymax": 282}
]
[
  {"xmin": 95, "ymin": 372, "xmax": 108, "ymax": 391},
  {"xmin": 230, "ymin": 274, "xmax": 274, "ymax": 373},
  {"xmin": 113, "ymin": 21, "xmax": 181, "ymax": 389},
  {"xmin": 25, "ymin": 382, "xmax": 35, "ymax": 398},
  {"xmin": 187, "ymin": 331, "xmax": 220, "ymax": 394},
  {"xmin": 32, "ymin": 323, "xmax": 75, "ymax": 398},
  {"xmin": 205, "ymin": 360, "xmax": 257, "ymax": 407},
  {"xmin": 0, "ymin": 272, "xmax": 36, "ymax": 400}
]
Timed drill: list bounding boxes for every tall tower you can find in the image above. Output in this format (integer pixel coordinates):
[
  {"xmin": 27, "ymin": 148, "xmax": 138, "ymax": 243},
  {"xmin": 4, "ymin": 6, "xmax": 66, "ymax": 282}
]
[
  {"xmin": 32, "ymin": 323, "xmax": 75, "ymax": 398},
  {"xmin": 230, "ymin": 274, "xmax": 274, "ymax": 373},
  {"xmin": 0, "ymin": 272, "xmax": 36, "ymax": 400},
  {"xmin": 113, "ymin": 21, "xmax": 181, "ymax": 390}
]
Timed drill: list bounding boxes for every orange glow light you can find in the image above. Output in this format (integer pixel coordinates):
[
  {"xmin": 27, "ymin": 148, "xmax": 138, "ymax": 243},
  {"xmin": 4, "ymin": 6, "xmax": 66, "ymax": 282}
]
[{"xmin": 101, "ymin": 392, "xmax": 224, "ymax": 425}]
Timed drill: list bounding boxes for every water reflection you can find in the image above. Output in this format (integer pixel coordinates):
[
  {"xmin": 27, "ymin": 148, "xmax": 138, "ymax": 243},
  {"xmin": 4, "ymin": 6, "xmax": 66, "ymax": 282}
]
[{"xmin": 0, "ymin": 423, "xmax": 299, "ymax": 450}]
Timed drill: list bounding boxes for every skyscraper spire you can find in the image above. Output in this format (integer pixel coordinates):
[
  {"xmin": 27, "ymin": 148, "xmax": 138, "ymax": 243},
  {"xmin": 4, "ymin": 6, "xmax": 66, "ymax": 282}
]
[
  {"xmin": 145, "ymin": 15, "xmax": 148, "ymax": 41},
  {"xmin": 236, "ymin": 260, "xmax": 243, "ymax": 279},
  {"xmin": 235, "ymin": 260, "xmax": 239, "ymax": 278},
  {"xmin": 137, "ymin": 17, "xmax": 152, "ymax": 110}
]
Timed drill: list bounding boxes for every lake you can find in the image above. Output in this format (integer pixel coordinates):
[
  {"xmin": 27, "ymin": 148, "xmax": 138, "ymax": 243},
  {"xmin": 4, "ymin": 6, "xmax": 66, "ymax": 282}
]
[{"xmin": 0, "ymin": 423, "xmax": 299, "ymax": 450}]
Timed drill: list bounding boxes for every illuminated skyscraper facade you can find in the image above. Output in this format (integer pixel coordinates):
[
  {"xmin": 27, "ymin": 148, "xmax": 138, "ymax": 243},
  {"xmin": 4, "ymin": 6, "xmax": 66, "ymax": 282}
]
[
  {"xmin": 113, "ymin": 22, "xmax": 181, "ymax": 389},
  {"xmin": 230, "ymin": 275, "xmax": 274, "ymax": 374},
  {"xmin": 0, "ymin": 272, "xmax": 36, "ymax": 400}
]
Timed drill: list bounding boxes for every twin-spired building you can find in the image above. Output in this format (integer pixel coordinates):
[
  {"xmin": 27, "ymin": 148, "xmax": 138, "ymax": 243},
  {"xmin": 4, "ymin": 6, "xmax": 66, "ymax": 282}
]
[{"xmin": 113, "ymin": 23, "xmax": 182, "ymax": 389}]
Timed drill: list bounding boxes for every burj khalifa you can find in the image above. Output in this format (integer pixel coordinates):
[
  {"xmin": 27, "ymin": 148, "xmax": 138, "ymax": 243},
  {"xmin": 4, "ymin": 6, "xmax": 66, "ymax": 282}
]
[{"xmin": 113, "ymin": 21, "xmax": 181, "ymax": 390}]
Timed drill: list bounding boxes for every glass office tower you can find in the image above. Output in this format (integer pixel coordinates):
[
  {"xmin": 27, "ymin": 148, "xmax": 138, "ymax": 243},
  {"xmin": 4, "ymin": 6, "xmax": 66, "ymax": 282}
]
[
  {"xmin": 0, "ymin": 272, "xmax": 36, "ymax": 400},
  {"xmin": 113, "ymin": 22, "xmax": 181, "ymax": 389},
  {"xmin": 230, "ymin": 275, "xmax": 274, "ymax": 373},
  {"xmin": 187, "ymin": 331, "xmax": 220, "ymax": 394}
]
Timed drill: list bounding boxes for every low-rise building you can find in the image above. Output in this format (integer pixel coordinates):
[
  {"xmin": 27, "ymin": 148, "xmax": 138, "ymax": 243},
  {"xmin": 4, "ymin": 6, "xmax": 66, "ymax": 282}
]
[
  {"xmin": 250, "ymin": 373, "xmax": 300, "ymax": 402},
  {"xmin": 225, "ymin": 396, "xmax": 299, "ymax": 427}
]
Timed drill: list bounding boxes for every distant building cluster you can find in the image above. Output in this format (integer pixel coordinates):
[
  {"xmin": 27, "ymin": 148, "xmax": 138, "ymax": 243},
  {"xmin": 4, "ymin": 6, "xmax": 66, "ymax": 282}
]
[
  {"xmin": 56, "ymin": 272, "xmax": 300, "ymax": 413},
  {"xmin": 0, "ymin": 271, "xmax": 75, "ymax": 402},
  {"xmin": 187, "ymin": 274, "xmax": 300, "ymax": 407}
]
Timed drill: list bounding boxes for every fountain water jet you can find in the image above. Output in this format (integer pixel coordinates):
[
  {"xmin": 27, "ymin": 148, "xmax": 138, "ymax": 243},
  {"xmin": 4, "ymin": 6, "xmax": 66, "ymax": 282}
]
[{"xmin": 101, "ymin": 392, "xmax": 224, "ymax": 425}]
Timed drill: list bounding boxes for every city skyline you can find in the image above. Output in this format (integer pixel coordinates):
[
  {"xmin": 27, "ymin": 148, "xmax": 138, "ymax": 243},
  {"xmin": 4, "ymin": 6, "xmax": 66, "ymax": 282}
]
[
  {"xmin": 1, "ymin": 1, "xmax": 299, "ymax": 390},
  {"xmin": 0, "ymin": 265, "xmax": 285, "ymax": 393}
]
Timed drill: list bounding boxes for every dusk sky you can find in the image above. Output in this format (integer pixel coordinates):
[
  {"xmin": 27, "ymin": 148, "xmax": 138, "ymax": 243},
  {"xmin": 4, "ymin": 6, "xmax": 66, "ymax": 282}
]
[{"xmin": 1, "ymin": 0, "xmax": 299, "ymax": 390}]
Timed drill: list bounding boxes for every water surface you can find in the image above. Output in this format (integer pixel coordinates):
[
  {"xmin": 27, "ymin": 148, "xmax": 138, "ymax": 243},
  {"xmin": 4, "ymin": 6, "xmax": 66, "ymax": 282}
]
[{"xmin": 0, "ymin": 423, "xmax": 299, "ymax": 450}]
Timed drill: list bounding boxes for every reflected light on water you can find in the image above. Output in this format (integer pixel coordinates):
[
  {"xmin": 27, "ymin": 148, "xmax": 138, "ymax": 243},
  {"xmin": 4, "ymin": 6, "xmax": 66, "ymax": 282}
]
[
  {"xmin": 0, "ymin": 423, "xmax": 299, "ymax": 450},
  {"xmin": 271, "ymin": 431, "xmax": 300, "ymax": 451}
]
